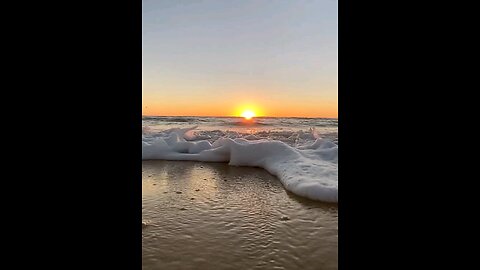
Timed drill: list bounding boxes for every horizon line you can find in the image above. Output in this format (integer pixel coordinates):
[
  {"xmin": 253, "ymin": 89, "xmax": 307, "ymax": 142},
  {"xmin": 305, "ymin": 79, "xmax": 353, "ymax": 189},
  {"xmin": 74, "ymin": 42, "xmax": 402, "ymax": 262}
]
[{"xmin": 142, "ymin": 115, "xmax": 338, "ymax": 119}]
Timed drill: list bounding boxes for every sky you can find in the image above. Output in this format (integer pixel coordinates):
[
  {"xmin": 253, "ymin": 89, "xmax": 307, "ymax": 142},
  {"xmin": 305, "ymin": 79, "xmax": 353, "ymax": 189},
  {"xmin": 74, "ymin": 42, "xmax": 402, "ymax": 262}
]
[{"xmin": 143, "ymin": 0, "xmax": 337, "ymax": 118}]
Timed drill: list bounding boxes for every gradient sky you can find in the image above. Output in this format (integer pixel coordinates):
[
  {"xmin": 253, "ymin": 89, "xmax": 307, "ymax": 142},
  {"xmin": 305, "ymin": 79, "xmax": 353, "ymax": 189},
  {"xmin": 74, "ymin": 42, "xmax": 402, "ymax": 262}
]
[{"xmin": 143, "ymin": 0, "xmax": 337, "ymax": 117}]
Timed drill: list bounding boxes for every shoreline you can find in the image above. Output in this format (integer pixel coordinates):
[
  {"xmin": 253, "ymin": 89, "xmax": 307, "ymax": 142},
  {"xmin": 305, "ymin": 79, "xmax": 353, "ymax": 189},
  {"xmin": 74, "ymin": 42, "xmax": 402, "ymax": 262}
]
[{"xmin": 142, "ymin": 160, "xmax": 337, "ymax": 270}]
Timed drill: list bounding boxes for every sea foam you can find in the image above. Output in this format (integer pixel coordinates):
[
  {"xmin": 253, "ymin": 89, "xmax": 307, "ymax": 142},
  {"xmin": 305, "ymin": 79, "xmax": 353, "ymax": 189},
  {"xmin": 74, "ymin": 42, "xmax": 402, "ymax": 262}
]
[{"xmin": 142, "ymin": 127, "xmax": 338, "ymax": 203}]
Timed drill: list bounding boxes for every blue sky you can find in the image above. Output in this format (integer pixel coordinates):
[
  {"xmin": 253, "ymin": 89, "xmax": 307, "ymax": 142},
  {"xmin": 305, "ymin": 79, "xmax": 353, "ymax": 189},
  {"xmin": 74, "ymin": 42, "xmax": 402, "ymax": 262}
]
[{"xmin": 143, "ymin": 0, "xmax": 337, "ymax": 117}]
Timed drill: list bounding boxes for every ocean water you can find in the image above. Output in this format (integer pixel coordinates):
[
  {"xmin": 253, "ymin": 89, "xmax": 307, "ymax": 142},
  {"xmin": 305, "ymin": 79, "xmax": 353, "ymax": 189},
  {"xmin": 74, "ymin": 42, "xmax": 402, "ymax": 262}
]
[
  {"xmin": 142, "ymin": 116, "xmax": 337, "ymax": 145},
  {"xmin": 142, "ymin": 116, "xmax": 338, "ymax": 202}
]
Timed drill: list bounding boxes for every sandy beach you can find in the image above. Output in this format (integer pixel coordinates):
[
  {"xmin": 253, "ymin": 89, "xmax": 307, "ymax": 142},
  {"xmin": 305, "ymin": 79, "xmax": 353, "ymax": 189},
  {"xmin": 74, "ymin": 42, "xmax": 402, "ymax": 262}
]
[{"xmin": 142, "ymin": 160, "xmax": 338, "ymax": 270}]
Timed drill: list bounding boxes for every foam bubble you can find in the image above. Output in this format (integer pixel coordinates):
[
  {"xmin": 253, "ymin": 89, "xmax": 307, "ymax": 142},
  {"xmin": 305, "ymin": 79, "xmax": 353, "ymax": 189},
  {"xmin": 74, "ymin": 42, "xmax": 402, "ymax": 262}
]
[{"xmin": 142, "ymin": 127, "xmax": 338, "ymax": 202}]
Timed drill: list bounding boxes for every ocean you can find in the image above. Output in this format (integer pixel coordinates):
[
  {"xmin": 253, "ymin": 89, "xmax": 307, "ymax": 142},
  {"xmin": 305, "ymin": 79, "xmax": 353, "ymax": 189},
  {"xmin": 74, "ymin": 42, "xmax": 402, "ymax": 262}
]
[
  {"xmin": 142, "ymin": 116, "xmax": 339, "ymax": 269},
  {"xmin": 142, "ymin": 116, "xmax": 338, "ymax": 203},
  {"xmin": 142, "ymin": 116, "xmax": 338, "ymax": 144}
]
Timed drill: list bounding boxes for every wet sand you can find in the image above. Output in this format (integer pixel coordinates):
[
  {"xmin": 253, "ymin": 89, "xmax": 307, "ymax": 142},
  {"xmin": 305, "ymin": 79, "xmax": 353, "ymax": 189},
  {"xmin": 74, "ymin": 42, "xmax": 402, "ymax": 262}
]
[{"xmin": 142, "ymin": 161, "xmax": 338, "ymax": 270}]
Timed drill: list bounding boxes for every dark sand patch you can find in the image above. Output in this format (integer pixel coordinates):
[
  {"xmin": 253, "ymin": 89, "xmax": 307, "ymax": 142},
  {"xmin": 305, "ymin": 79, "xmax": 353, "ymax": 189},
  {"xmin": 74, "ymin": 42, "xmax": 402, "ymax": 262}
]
[{"xmin": 142, "ymin": 160, "xmax": 337, "ymax": 270}]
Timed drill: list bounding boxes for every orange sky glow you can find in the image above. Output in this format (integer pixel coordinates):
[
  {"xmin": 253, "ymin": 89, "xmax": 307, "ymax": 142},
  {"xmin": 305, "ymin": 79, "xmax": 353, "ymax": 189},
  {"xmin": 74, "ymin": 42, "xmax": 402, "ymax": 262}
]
[{"xmin": 142, "ymin": 95, "xmax": 337, "ymax": 118}]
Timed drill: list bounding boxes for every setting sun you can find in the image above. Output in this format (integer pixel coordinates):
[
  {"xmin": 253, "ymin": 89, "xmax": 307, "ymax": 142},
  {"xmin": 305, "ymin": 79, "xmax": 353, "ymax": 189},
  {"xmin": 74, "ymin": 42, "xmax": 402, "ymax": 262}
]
[{"xmin": 241, "ymin": 110, "xmax": 256, "ymax": 120}]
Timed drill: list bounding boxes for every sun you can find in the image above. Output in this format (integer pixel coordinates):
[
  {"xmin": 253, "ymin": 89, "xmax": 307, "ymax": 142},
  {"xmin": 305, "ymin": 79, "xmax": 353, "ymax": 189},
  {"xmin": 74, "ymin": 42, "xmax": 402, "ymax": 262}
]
[{"xmin": 241, "ymin": 110, "xmax": 256, "ymax": 120}]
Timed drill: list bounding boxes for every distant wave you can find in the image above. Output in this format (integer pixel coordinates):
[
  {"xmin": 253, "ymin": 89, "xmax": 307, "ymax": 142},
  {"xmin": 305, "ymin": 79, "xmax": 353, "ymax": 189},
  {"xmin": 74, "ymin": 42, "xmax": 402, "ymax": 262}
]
[
  {"xmin": 218, "ymin": 120, "xmax": 271, "ymax": 126},
  {"xmin": 142, "ymin": 116, "xmax": 337, "ymax": 128}
]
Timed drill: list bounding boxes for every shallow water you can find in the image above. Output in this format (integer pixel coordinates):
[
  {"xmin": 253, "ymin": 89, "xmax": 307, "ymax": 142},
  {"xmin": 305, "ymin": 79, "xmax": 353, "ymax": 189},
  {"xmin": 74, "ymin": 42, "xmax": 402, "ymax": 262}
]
[{"xmin": 142, "ymin": 161, "xmax": 338, "ymax": 270}]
